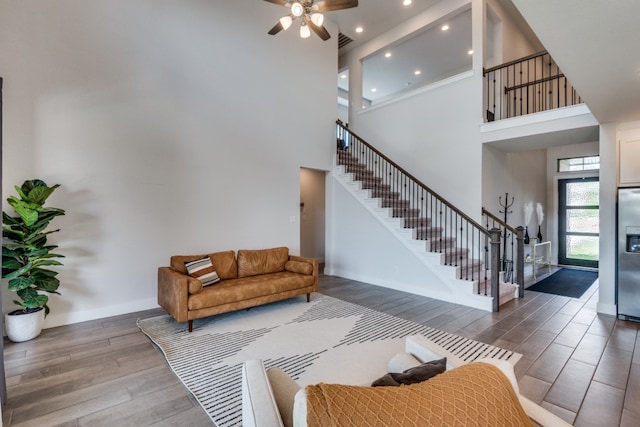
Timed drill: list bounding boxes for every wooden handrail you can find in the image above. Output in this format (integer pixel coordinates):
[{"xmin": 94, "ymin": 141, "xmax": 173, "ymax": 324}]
[
  {"xmin": 481, "ymin": 208, "xmax": 518, "ymax": 234},
  {"xmin": 483, "ymin": 50, "xmax": 548, "ymax": 75}
]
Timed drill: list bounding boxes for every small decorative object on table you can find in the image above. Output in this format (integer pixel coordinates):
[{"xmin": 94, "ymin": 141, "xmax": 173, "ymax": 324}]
[
  {"xmin": 536, "ymin": 202, "xmax": 544, "ymax": 242},
  {"xmin": 523, "ymin": 202, "xmax": 533, "ymax": 244}
]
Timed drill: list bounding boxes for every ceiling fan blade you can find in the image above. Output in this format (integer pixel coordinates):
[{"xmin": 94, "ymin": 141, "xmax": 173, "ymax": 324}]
[
  {"xmin": 263, "ymin": 0, "xmax": 290, "ymax": 6},
  {"xmin": 315, "ymin": 0, "xmax": 358, "ymax": 12},
  {"xmin": 307, "ymin": 17, "xmax": 331, "ymax": 41},
  {"xmin": 268, "ymin": 21, "xmax": 284, "ymax": 35}
]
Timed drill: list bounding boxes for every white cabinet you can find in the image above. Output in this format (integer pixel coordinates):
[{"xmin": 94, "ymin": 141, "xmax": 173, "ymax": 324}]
[{"xmin": 619, "ymin": 130, "xmax": 640, "ymax": 185}]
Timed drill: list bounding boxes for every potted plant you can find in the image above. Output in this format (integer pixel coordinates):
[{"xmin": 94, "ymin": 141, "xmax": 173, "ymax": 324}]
[{"xmin": 2, "ymin": 179, "xmax": 65, "ymax": 342}]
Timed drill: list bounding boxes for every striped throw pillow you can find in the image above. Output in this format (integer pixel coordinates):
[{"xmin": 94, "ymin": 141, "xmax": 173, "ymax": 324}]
[{"xmin": 184, "ymin": 257, "xmax": 221, "ymax": 287}]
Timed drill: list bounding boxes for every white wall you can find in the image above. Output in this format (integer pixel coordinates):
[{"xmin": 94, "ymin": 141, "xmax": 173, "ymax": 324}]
[
  {"xmin": 0, "ymin": 0, "xmax": 337, "ymax": 327},
  {"xmin": 482, "ymin": 145, "xmax": 547, "ymax": 229},
  {"xmin": 598, "ymin": 123, "xmax": 617, "ymax": 315},
  {"xmin": 350, "ymin": 75, "xmax": 482, "ymax": 217},
  {"xmin": 487, "ymin": 0, "xmax": 542, "ymax": 63},
  {"xmin": 325, "ymin": 177, "xmax": 457, "ymax": 302}
]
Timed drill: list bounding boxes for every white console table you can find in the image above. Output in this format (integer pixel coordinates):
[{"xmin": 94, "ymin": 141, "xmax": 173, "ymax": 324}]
[{"xmin": 525, "ymin": 240, "xmax": 551, "ymax": 281}]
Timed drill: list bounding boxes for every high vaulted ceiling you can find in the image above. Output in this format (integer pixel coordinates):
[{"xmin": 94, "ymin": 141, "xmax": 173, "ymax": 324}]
[
  {"xmin": 331, "ymin": 0, "xmax": 441, "ymax": 53},
  {"xmin": 511, "ymin": 0, "xmax": 640, "ymax": 124}
]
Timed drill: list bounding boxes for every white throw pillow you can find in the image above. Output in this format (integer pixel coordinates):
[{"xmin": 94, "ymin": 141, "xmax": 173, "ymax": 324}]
[{"xmin": 387, "ymin": 352, "xmax": 422, "ymax": 373}]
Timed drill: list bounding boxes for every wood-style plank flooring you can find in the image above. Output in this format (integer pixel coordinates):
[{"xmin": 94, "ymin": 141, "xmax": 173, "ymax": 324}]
[{"xmin": 3, "ymin": 268, "xmax": 639, "ymax": 426}]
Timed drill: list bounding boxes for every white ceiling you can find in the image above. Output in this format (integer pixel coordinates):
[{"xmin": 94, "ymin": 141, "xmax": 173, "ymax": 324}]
[
  {"xmin": 330, "ymin": 0, "xmax": 441, "ymax": 53},
  {"xmin": 330, "ymin": 1, "xmax": 475, "ymax": 104},
  {"xmin": 511, "ymin": 0, "xmax": 640, "ymax": 124}
]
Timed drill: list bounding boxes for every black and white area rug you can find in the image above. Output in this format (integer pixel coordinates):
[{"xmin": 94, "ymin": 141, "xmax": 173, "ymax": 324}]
[{"xmin": 137, "ymin": 293, "xmax": 521, "ymax": 427}]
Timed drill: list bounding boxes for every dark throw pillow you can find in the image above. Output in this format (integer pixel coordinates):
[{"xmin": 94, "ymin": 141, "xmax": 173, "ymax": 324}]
[{"xmin": 371, "ymin": 357, "xmax": 447, "ymax": 387}]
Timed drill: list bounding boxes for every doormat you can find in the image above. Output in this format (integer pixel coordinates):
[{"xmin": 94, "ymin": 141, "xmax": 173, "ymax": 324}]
[{"xmin": 527, "ymin": 268, "xmax": 597, "ymax": 298}]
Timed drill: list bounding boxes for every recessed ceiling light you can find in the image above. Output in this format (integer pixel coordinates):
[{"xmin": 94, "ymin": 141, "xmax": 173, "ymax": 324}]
[
  {"xmin": 403, "ymin": 0, "xmax": 412, "ymax": 5},
  {"xmin": 468, "ymin": 49, "xmax": 474, "ymax": 55},
  {"xmin": 371, "ymin": 88, "xmax": 377, "ymax": 92},
  {"xmin": 355, "ymin": 26, "xmax": 364, "ymax": 33},
  {"xmin": 414, "ymin": 70, "xmax": 421, "ymax": 75},
  {"xmin": 385, "ymin": 52, "xmax": 392, "ymax": 58},
  {"xmin": 441, "ymin": 24, "xmax": 449, "ymax": 31},
  {"xmin": 340, "ymin": 74, "xmax": 347, "ymax": 79}
]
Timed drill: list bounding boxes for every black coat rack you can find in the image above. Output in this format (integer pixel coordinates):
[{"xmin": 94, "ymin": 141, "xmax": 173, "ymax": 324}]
[{"xmin": 498, "ymin": 193, "xmax": 514, "ymax": 271}]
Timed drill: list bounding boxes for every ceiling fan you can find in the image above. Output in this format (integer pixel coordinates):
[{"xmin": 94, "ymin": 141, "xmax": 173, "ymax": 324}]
[{"xmin": 264, "ymin": 0, "xmax": 358, "ymax": 41}]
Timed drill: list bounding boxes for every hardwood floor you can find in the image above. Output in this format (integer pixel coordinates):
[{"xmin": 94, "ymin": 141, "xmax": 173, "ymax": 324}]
[{"xmin": 3, "ymin": 269, "xmax": 639, "ymax": 426}]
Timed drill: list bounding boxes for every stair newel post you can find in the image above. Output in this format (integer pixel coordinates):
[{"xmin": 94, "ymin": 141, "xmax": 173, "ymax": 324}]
[
  {"xmin": 515, "ymin": 226, "xmax": 525, "ymax": 298},
  {"xmin": 490, "ymin": 228, "xmax": 501, "ymax": 312}
]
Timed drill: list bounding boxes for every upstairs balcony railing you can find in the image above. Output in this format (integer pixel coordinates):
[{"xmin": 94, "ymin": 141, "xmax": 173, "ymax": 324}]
[{"xmin": 483, "ymin": 50, "xmax": 583, "ymax": 122}]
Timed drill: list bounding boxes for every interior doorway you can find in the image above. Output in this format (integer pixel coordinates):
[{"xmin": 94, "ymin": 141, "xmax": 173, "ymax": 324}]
[
  {"xmin": 299, "ymin": 168, "xmax": 326, "ymax": 268},
  {"xmin": 558, "ymin": 177, "xmax": 599, "ymax": 268}
]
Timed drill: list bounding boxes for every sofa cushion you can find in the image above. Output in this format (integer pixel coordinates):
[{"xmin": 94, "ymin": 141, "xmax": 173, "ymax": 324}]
[
  {"xmin": 207, "ymin": 251, "xmax": 238, "ymax": 280},
  {"xmin": 184, "ymin": 257, "xmax": 221, "ymax": 287},
  {"xmin": 188, "ymin": 271, "xmax": 314, "ymax": 311},
  {"xmin": 387, "ymin": 352, "xmax": 422, "ymax": 373},
  {"xmin": 238, "ymin": 247, "xmax": 289, "ymax": 278},
  {"xmin": 170, "ymin": 250, "xmax": 237, "ymax": 280}
]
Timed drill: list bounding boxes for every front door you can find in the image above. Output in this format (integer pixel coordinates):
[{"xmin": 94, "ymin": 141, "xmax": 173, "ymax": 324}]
[{"xmin": 558, "ymin": 177, "xmax": 599, "ymax": 268}]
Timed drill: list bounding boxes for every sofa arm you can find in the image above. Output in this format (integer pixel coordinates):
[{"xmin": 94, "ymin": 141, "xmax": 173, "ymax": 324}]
[
  {"xmin": 157, "ymin": 267, "xmax": 194, "ymax": 323},
  {"xmin": 242, "ymin": 359, "xmax": 284, "ymax": 427},
  {"xmin": 288, "ymin": 255, "xmax": 318, "ymax": 290}
]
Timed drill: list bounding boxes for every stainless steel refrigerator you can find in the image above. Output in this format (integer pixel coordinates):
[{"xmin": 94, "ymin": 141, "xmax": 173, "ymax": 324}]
[{"xmin": 618, "ymin": 187, "xmax": 640, "ymax": 320}]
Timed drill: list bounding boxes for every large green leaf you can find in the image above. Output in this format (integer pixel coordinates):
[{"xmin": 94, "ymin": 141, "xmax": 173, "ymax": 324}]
[
  {"xmin": 25, "ymin": 248, "xmax": 50, "ymax": 258},
  {"xmin": 2, "ymin": 258, "xmax": 24, "ymax": 270},
  {"xmin": 8, "ymin": 277, "xmax": 35, "ymax": 291},
  {"xmin": 3, "ymin": 263, "xmax": 32, "ymax": 279},
  {"xmin": 19, "ymin": 289, "xmax": 48, "ymax": 309},
  {"xmin": 34, "ymin": 276, "xmax": 60, "ymax": 293},
  {"xmin": 25, "ymin": 185, "xmax": 58, "ymax": 205},
  {"xmin": 2, "ymin": 212, "xmax": 20, "ymax": 226},
  {"xmin": 8, "ymin": 198, "xmax": 40, "ymax": 227},
  {"xmin": 31, "ymin": 268, "xmax": 59, "ymax": 278},
  {"xmin": 32, "ymin": 259, "xmax": 63, "ymax": 268}
]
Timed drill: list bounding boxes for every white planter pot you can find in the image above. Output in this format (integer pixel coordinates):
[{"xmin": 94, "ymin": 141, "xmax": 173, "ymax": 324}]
[{"xmin": 5, "ymin": 308, "xmax": 45, "ymax": 342}]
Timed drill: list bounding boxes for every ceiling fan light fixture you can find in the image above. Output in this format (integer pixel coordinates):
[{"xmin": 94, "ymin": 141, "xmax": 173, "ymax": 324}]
[
  {"xmin": 311, "ymin": 13, "xmax": 324, "ymax": 27},
  {"xmin": 279, "ymin": 15, "xmax": 293, "ymax": 30},
  {"xmin": 291, "ymin": 2, "xmax": 304, "ymax": 17},
  {"xmin": 300, "ymin": 22, "xmax": 311, "ymax": 38}
]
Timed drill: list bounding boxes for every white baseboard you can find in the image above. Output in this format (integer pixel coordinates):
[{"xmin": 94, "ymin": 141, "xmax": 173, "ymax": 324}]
[
  {"xmin": 43, "ymin": 297, "xmax": 159, "ymax": 329},
  {"xmin": 596, "ymin": 302, "xmax": 617, "ymax": 316}
]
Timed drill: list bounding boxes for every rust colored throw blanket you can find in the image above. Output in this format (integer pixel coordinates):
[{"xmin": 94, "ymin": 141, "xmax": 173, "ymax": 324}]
[{"xmin": 306, "ymin": 362, "xmax": 533, "ymax": 427}]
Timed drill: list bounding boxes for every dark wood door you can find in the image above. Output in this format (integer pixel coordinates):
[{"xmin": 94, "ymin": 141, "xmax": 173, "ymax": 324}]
[{"xmin": 558, "ymin": 176, "xmax": 599, "ymax": 268}]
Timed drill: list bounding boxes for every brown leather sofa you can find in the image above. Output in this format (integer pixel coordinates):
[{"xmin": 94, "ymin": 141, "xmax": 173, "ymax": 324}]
[{"xmin": 157, "ymin": 247, "xmax": 318, "ymax": 332}]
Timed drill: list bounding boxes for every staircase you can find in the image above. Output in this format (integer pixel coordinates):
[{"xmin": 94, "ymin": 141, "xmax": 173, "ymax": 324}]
[{"xmin": 333, "ymin": 123, "xmax": 518, "ymax": 311}]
